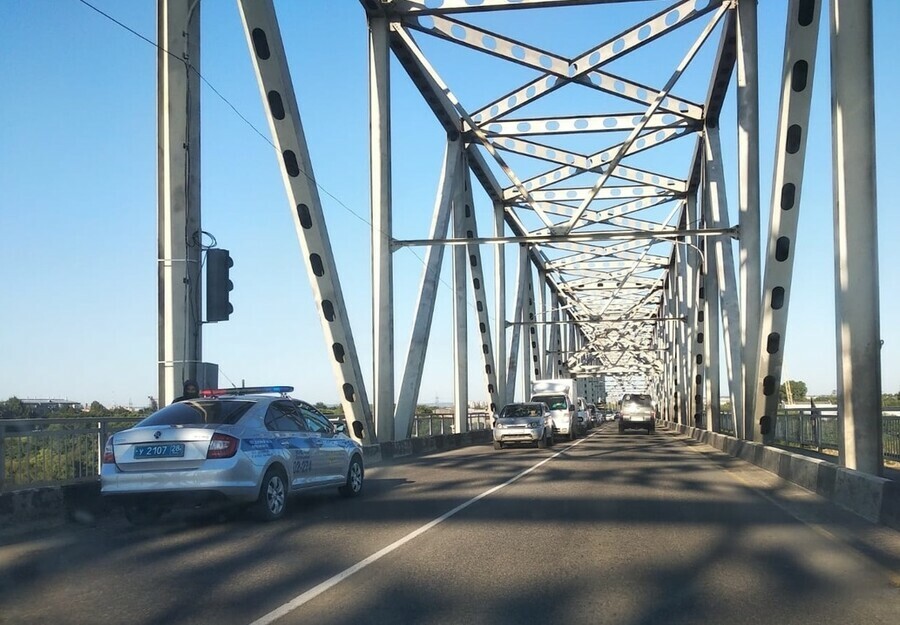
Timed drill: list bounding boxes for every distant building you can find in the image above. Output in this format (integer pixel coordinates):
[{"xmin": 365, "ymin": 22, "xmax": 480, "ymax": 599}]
[{"xmin": 20, "ymin": 399, "xmax": 83, "ymax": 416}]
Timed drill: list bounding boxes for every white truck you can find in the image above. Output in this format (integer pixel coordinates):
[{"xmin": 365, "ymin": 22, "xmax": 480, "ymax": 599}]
[{"xmin": 530, "ymin": 379, "xmax": 587, "ymax": 440}]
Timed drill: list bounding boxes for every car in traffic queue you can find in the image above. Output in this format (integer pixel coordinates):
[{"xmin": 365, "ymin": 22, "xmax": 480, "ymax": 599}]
[
  {"xmin": 100, "ymin": 386, "xmax": 365, "ymax": 524},
  {"xmin": 492, "ymin": 402, "xmax": 554, "ymax": 449}
]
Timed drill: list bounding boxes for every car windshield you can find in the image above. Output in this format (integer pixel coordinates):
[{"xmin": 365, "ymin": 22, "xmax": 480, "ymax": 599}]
[
  {"xmin": 501, "ymin": 406, "xmax": 539, "ymax": 418},
  {"xmin": 535, "ymin": 395, "xmax": 567, "ymax": 410},
  {"xmin": 135, "ymin": 399, "xmax": 255, "ymax": 427}
]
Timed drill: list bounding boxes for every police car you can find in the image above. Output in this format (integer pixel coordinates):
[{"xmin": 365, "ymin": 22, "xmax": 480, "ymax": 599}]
[{"xmin": 101, "ymin": 386, "xmax": 364, "ymax": 524}]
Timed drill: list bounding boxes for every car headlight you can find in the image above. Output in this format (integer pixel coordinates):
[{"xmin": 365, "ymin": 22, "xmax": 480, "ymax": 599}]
[{"xmin": 529, "ymin": 421, "xmax": 541, "ymax": 429}]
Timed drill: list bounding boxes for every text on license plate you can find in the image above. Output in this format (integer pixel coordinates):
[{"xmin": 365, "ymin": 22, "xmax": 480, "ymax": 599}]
[{"xmin": 134, "ymin": 443, "xmax": 186, "ymax": 459}]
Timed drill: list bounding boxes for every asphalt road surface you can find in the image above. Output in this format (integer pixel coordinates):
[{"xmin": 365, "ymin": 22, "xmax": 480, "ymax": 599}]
[{"xmin": 2, "ymin": 423, "xmax": 898, "ymax": 625}]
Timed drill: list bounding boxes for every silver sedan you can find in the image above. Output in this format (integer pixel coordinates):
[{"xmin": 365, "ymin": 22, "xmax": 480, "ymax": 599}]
[
  {"xmin": 101, "ymin": 386, "xmax": 364, "ymax": 524},
  {"xmin": 493, "ymin": 402, "xmax": 554, "ymax": 449}
]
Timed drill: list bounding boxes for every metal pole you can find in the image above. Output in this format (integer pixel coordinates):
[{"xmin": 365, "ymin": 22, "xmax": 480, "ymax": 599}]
[
  {"xmin": 830, "ymin": 0, "xmax": 882, "ymax": 475},
  {"xmin": 369, "ymin": 16, "xmax": 394, "ymax": 442},
  {"xmin": 158, "ymin": 0, "xmax": 201, "ymax": 406},
  {"xmin": 737, "ymin": 0, "xmax": 762, "ymax": 441}
]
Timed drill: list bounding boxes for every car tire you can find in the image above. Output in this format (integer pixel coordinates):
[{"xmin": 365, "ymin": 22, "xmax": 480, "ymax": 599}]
[
  {"xmin": 339, "ymin": 456, "xmax": 364, "ymax": 498},
  {"xmin": 254, "ymin": 466, "xmax": 287, "ymax": 521},
  {"xmin": 123, "ymin": 503, "xmax": 162, "ymax": 527},
  {"xmin": 493, "ymin": 441, "xmax": 503, "ymax": 450},
  {"xmin": 538, "ymin": 432, "xmax": 548, "ymax": 448}
]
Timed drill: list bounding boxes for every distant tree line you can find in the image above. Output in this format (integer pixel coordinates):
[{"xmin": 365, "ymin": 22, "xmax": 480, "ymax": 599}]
[{"xmin": 0, "ymin": 397, "xmax": 154, "ymax": 420}]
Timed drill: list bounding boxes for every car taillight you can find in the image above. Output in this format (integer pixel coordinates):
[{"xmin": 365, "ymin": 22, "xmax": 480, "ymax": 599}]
[
  {"xmin": 207, "ymin": 433, "xmax": 239, "ymax": 459},
  {"xmin": 102, "ymin": 436, "xmax": 116, "ymax": 464}
]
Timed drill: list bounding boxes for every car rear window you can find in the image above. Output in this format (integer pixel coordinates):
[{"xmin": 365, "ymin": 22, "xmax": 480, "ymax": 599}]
[{"xmin": 136, "ymin": 400, "xmax": 255, "ymax": 426}]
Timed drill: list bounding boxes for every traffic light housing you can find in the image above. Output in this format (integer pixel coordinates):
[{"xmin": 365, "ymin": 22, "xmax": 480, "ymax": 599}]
[{"xmin": 206, "ymin": 248, "xmax": 233, "ymax": 322}]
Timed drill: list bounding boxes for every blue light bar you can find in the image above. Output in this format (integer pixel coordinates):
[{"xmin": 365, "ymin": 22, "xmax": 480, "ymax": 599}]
[{"xmin": 201, "ymin": 386, "xmax": 294, "ymax": 397}]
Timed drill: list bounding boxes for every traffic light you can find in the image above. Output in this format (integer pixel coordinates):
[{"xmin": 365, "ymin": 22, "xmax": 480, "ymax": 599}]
[{"xmin": 206, "ymin": 248, "xmax": 233, "ymax": 322}]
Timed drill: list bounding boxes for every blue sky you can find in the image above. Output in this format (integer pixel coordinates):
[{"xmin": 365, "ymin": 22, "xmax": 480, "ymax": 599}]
[{"xmin": 1, "ymin": 0, "xmax": 897, "ymax": 408}]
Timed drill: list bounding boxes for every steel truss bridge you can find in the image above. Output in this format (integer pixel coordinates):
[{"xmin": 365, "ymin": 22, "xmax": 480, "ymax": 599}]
[{"xmin": 157, "ymin": 1, "xmax": 886, "ymax": 475}]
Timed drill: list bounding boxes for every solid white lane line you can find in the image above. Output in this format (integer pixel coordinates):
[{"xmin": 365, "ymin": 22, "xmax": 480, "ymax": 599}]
[{"xmin": 249, "ymin": 435, "xmax": 593, "ymax": 625}]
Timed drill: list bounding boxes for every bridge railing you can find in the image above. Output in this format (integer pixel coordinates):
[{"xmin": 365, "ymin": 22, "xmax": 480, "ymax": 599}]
[
  {"xmin": 1, "ymin": 413, "xmax": 494, "ymax": 493},
  {"xmin": 3, "ymin": 411, "xmax": 897, "ymax": 493},
  {"xmin": 715, "ymin": 409, "xmax": 899, "ymax": 461},
  {"xmin": 0, "ymin": 417, "xmax": 141, "ymax": 493}
]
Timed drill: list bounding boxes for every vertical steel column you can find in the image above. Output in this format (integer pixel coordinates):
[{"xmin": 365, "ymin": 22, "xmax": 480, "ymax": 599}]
[
  {"xmin": 452, "ymin": 156, "xmax": 468, "ymax": 433},
  {"xmin": 705, "ymin": 126, "xmax": 745, "ymax": 439},
  {"xmin": 395, "ymin": 139, "xmax": 461, "ymax": 437},
  {"xmin": 158, "ymin": 0, "xmax": 201, "ymax": 406},
  {"xmin": 548, "ymin": 292, "xmax": 561, "ymax": 378},
  {"xmin": 686, "ymin": 195, "xmax": 703, "ymax": 427},
  {"xmin": 237, "ymin": 0, "xmax": 374, "ymax": 441},
  {"xmin": 526, "ymin": 270, "xmax": 540, "ymax": 383},
  {"xmin": 459, "ymin": 162, "xmax": 501, "ymax": 414},
  {"xmin": 677, "ymin": 239, "xmax": 691, "ymax": 424},
  {"xmin": 537, "ymin": 269, "xmax": 549, "ymax": 379},
  {"xmin": 704, "ymin": 254, "xmax": 721, "ymax": 432},
  {"xmin": 737, "ymin": 0, "xmax": 762, "ymax": 441},
  {"xmin": 830, "ymin": 0, "xmax": 882, "ymax": 475},
  {"xmin": 506, "ymin": 245, "xmax": 529, "ymax": 403},
  {"xmin": 369, "ymin": 16, "xmax": 394, "ymax": 442},
  {"xmin": 754, "ymin": 0, "xmax": 822, "ymax": 443},
  {"xmin": 522, "ymin": 269, "xmax": 533, "ymax": 401},
  {"xmin": 494, "ymin": 201, "xmax": 507, "ymax": 410}
]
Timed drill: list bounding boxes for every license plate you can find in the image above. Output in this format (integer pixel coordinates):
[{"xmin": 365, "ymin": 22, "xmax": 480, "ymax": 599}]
[{"xmin": 134, "ymin": 443, "xmax": 186, "ymax": 459}]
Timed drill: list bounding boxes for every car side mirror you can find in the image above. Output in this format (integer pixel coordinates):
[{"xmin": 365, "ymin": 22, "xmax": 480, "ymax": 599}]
[{"xmin": 334, "ymin": 422, "xmax": 347, "ymax": 434}]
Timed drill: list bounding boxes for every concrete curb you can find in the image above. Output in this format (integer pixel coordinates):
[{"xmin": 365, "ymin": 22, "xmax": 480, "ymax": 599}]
[
  {"xmin": 664, "ymin": 420, "xmax": 899, "ymax": 529},
  {"xmin": 0, "ymin": 430, "xmax": 494, "ymax": 528}
]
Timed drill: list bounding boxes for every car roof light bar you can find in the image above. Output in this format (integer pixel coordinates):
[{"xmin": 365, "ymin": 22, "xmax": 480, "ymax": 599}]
[{"xmin": 200, "ymin": 386, "xmax": 294, "ymax": 397}]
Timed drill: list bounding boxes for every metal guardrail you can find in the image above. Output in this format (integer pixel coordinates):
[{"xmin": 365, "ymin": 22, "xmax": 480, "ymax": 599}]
[
  {"xmin": 411, "ymin": 412, "xmax": 491, "ymax": 437},
  {"xmin": 0, "ymin": 417, "xmax": 141, "ymax": 493}
]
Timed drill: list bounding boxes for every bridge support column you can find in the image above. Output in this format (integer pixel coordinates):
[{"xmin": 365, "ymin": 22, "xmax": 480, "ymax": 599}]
[
  {"xmin": 452, "ymin": 156, "xmax": 468, "ymax": 433},
  {"xmin": 830, "ymin": 0, "xmax": 883, "ymax": 475},
  {"xmin": 753, "ymin": 0, "xmax": 822, "ymax": 443},
  {"xmin": 704, "ymin": 127, "xmax": 745, "ymax": 438},
  {"xmin": 369, "ymin": 16, "xmax": 394, "ymax": 442},
  {"xmin": 506, "ymin": 245, "xmax": 529, "ymax": 402},
  {"xmin": 737, "ymin": 0, "xmax": 762, "ymax": 441},
  {"xmin": 158, "ymin": 0, "xmax": 202, "ymax": 407},
  {"xmin": 704, "ymin": 238, "xmax": 721, "ymax": 432},
  {"xmin": 494, "ymin": 202, "xmax": 507, "ymax": 410},
  {"xmin": 395, "ymin": 139, "xmax": 461, "ymax": 437},
  {"xmin": 237, "ymin": 0, "xmax": 375, "ymax": 442}
]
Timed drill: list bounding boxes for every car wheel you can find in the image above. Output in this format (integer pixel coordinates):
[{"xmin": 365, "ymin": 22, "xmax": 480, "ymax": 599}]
[
  {"xmin": 339, "ymin": 456, "xmax": 364, "ymax": 498},
  {"xmin": 123, "ymin": 503, "xmax": 162, "ymax": 527},
  {"xmin": 254, "ymin": 466, "xmax": 287, "ymax": 521},
  {"xmin": 493, "ymin": 441, "xmax": 503, "ymax": 450},
  {"xmin": 537, "ymin": 432, "xmax": 548, "ymax": 448}
]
